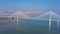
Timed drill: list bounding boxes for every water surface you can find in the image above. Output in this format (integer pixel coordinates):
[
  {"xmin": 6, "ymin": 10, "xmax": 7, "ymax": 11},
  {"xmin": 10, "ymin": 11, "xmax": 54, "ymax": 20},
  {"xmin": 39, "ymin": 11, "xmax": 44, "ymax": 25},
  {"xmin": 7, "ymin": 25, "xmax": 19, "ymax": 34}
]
[{"xmin": 0, "ymin": 19, "xmax": 60, "ymax": 34}]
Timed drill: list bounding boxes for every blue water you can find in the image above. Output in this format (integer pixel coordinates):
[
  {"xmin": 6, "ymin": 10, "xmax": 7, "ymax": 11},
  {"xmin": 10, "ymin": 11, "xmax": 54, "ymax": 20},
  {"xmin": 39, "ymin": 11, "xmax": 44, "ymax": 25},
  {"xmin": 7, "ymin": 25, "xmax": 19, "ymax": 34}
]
[{"xmin": 0, "ymin": 19, "xmax": 60, "ymax": 34}]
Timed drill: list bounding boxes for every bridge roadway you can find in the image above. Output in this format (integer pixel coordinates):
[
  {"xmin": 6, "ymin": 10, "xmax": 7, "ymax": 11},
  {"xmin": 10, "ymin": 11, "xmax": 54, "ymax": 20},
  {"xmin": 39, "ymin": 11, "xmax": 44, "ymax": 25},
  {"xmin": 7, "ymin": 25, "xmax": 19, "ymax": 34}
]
[{"xmin": 23, "ymin": 18, "xmax": 60, "ymax": 21}]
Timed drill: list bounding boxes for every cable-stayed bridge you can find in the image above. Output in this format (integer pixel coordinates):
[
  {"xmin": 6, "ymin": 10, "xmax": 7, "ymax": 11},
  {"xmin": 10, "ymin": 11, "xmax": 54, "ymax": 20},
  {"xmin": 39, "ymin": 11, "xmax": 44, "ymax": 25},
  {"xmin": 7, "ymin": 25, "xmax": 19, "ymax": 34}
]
[
  {"xmin": 26, "ymin": 11, "xmax": 60, "ymax": 21},
  {"xmin": 25, "ymin": 11, "xmax": 60, "ymax": 32},
  {"xmin": 23, "ymin": 11, "xmax": 60, "ymax": 30},
  {"xmin": 0, "ymin": 10, "xmax": 60, "ymax": 32}
]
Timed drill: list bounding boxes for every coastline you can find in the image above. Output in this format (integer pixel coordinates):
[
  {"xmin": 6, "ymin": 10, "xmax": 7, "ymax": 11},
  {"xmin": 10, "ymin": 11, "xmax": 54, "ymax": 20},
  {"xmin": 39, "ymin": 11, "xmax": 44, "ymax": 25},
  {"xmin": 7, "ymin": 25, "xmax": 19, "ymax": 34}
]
[{"xmin": 0, "ymin": 18, "xmax": 11, "ymax": 25}]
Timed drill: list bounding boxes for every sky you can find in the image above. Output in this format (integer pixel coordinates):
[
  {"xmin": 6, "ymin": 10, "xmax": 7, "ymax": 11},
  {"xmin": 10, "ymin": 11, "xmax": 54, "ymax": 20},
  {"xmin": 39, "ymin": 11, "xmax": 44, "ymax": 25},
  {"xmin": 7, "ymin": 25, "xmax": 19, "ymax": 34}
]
[{"xmin": 0, "ymin": 0, "xmax": 60, "ymax": 14}]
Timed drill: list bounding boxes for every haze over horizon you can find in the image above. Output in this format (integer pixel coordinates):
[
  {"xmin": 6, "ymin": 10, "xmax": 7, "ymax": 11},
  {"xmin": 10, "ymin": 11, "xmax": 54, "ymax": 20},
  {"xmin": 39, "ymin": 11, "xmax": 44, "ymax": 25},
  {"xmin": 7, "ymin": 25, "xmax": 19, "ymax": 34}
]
[{"xmin": 0, "ymin": 0, "xmax": 60, "ymax": 14}]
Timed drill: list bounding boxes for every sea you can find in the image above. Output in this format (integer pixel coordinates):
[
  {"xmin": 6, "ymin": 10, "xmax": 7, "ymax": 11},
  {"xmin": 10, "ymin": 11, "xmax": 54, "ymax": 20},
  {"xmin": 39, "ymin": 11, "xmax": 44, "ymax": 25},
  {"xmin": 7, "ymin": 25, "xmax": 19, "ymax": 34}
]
[{"xmin": 0, "ymin": 19, "xmax": 60, "ymax": 34}]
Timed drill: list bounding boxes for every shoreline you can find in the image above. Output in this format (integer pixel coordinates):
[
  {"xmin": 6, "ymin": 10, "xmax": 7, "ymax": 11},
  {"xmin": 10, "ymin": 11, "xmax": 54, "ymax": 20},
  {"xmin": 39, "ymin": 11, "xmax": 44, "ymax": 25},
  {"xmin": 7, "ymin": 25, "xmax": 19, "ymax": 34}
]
[{"xmin": 0, "ymin": 18, "xmax": 11, "ymax": 25}]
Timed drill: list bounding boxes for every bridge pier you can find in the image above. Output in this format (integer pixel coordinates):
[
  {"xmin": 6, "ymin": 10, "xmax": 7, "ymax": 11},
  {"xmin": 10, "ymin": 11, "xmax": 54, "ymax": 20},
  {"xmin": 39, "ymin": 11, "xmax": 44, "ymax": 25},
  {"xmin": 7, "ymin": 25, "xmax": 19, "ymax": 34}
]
[
  {"xmin": 49, "ymin": 11, "xmax": 52, "ymax": 34},
  {"xmin": 57, "ymin": 20, "xmax": 59, "ymax": 27},
  {"xmin": 16, "ymin": 16, "xmax": 19, "ymax": 24},
  {"xmin": 57, "ymin": 20, "xmax": 59, "ymax": 31}
]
